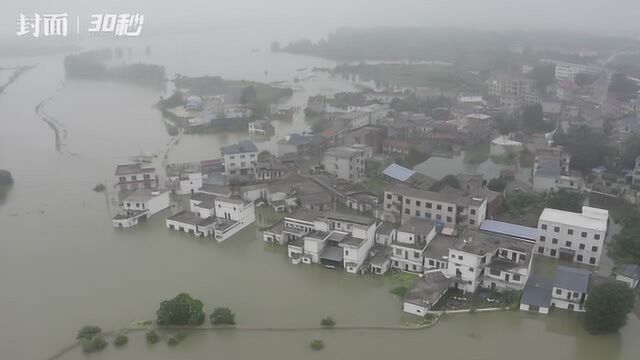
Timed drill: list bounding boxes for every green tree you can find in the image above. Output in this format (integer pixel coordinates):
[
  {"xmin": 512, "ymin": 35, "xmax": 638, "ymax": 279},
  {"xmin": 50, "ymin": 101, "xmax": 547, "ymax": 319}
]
[
  {"xmin": 608, "ymin": 73, "xmax": 639, "ymax": 102},
  {"xmin": 146, "ymin": 330, "xmax": 160, "ymax": 344},
  {"xmin": 76, "ymin": 325, "xmax": 102, "ymax": 341},
  {"xmin": 522, "ymin": 103, "xmax": 545, "ymax": 132},
  {"xmin": 210, "ymin": 307, "xmax": 236, "ymax": 325},
  {"xmin": 240, "ymin": 85, "xmax": 257, "ymax": 105},
  {"xmin": 0, "ymin": 169, "xmax": 13, "ymax": 185},
  {"xmin": 532, "ymin": 64, "xmax": 555, "ymax": 93},
  {"xmin": 156, "ymin": 293, "xmax": 205, "ymax": 326},
  {"xmin": 81, "ymin": 335, "xmax": 107, "ymax": 353},
  {"xmin": 575, "ymin": 73, "xmax": 597, "ymax": 88},
  {"xmin": 309, "ymin": 339, "xmax": 324, "ymax": 351},
  {"xmin": 555, "ymin": 126, "xmax": 611, "ymax": 173},
  {"xmin": 620, "ymin": 134, "xmax": 640, "ymax": 169},
  {"xmin": 113, "ymin": 333, "xmax": 128, "ymax": 347},
  {"xmin": 546, "ymin": 190, "xmax": 584, "ymax": 213},
  {"xmin": 487, "ymin": 178, "xmax": 507, "ymax": 192},
  {"xmin": 585, "ymin": 281, "xmax": 635, "ymax": 333},
  {"xmin": 320, "ymin": 316, "xmax": 336, "ymax": 327}
]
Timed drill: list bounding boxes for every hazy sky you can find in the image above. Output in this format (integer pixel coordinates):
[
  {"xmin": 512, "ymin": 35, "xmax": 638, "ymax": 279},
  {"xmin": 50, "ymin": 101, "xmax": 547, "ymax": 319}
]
[{"xmin": 1, "ymin": 0, "xmax": 639, "ymax": 41}]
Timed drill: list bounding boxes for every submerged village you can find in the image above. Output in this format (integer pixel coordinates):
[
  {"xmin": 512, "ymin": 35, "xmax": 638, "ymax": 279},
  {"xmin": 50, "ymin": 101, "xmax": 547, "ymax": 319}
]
[{"xmin": 103, "ymin": 35, "xmax": 640, "ymax": 330}]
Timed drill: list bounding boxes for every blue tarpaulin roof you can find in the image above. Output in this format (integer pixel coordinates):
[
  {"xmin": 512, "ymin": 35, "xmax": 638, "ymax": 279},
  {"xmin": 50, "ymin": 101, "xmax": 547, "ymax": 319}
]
[
  {"xmin": 479, "ymin": 220, "xmax": 538, "ymax": 242},
  {"xmin": 382, "ymin": 163, "xmax": 416, "ymax": 182}
]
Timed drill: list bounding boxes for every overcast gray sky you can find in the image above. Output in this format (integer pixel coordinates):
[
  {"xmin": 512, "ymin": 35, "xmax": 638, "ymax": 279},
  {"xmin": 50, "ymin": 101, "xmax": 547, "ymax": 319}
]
[{"xmin": 1, "ymin": 0, "xmax": 639, "ymax": 41}]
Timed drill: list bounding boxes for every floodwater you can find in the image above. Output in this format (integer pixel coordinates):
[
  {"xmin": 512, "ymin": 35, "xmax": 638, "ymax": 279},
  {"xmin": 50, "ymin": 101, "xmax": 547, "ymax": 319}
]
[{"xmin": 0, "ymin": 29, "xmax": 639, "ymax": 360}]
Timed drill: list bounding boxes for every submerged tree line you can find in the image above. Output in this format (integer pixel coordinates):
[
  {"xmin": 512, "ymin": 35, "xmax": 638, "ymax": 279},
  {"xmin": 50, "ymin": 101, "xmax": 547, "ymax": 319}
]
[{"xmin": 63, "ymin": 49, "xmax": 165, "ymax": 88}]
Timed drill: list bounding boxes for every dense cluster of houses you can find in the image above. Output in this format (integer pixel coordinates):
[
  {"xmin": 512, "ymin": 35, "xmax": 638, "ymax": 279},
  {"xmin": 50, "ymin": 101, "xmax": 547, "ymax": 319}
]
[{"xmin": 107, "ymin": 52, "xmax": 640, "ymax": 319}]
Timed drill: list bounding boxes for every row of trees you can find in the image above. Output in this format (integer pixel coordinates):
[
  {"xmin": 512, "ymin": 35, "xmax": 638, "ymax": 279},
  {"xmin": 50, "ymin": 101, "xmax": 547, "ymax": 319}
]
[{"xmin": 156, "ymin": 293, "xmax": 236, "ymax": 326}]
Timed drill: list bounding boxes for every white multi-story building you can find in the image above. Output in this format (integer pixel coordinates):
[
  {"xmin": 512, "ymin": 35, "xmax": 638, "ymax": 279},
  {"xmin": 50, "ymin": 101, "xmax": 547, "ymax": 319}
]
[
  {"xmin": 390, "ymin": 218, "xmax": 437, "ymax": 273},
  {"xmin": 446, "ymin": 229, "xmax": 533, "ymax": 293},
  {"xmin": 166, "ymin": 163, "xmax": 204, "ymax": 195},
  {"xmin": 550, "ymin": 266, "xmax": 591, "ymax": 312},
  {"xmin": 536, "ymin": 206, "xmax": 609, "ymax": 266},
  {"xmin": 114, "ymin": 163, "xmax": 159, "ymax": 192},
  {"xmin": 322, "ymin": 145, "xmax": 370, "ymax": 182},
  {"xmin": 542, "ymin": 59, "xmax": 607, "ymax": 82},
  {"xmin": 270, "ymin": 210, "xmax": 377, "ymax": 274},
  {"xmin": 221, "ymin": 140, "xmax": 259, "ymax": 175},
  {"xmin": 112, "ymin": 189, "xmax": 170, "ymax": 228},
  {"xmin": 166, "ymin": 191, "xmax": 255, "ymax": 242},
  {"xmin": 383, "ymin": 184, "xmax": 487, "ymax": 228}
]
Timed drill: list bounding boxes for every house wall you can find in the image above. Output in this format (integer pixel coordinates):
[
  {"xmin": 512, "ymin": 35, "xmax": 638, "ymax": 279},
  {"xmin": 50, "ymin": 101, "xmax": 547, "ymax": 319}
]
[
  {"xmin": 176, "ymin": 173, "xmax": 203, "ymax": 195},
  {"xmin": 615, "ymin": 274, "xmax": 639, "ymax": 288},
  {"xmin": 550, "ymin": 287, "xmax": 587, "ymax": 312},
  {"xmin": 536, "ymin": 218, "xmax": 606, "ymax": 266},
  {"xmin": 446, "ymin": 249, "xmax": 485, "ymax": 293},
  {"xmin": 223, "ymin": 151, "xmax": 258, "ymax": 175},
  {"xmin": 519, "ymin": 303, "xmax": 550, "ymax": 314},
  {"xmin": 166, "ymin": 219, "xmax": 202, "ymax": 236},
  {"xmin": 403, "ymin": 302, "xmax": 428, "ymax": 316}
]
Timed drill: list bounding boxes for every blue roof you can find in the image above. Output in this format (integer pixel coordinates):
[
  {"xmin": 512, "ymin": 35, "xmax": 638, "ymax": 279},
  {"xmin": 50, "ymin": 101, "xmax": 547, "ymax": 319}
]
[
  {"xmin": 286, "ymin": 133, "xmax": 310, "ymax": 145},
  {"xmin": 479, "ymin": 220, "xmax": 538, "ymax": 242},
  {"xmin": 554, "ymin": 266, "xmax": 591, "ymax": 292},
  {"xmin": 383, "ymin": 163, "xmax": 416, "ymax": 182},
  {"xmin": 221, "ymin": 140, "xmax": 258, "ymax": 155},
  {"xmin": 591, "ymin": 166, "xmax": 606, "ymax": 174}
]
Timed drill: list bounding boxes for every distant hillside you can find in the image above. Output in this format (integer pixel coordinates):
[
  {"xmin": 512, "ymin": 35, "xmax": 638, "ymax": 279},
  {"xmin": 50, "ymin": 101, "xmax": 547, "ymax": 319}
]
[{"xmin": 280, "ymin": 27, "xmax": 639, "ymax": 71}]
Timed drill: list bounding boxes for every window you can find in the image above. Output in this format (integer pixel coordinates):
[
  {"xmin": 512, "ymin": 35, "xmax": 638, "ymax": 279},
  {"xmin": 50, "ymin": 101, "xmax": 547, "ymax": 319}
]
[
  {"xmin": 415, "ymin": 210, "xmax": 420, "ymax": 217},
  {"xmin": 426, "ymin": 202, "xmax": 432, "ymax": 208},
  {"xmin": 519, "ymin": 254, "xmax": 526, "ymax": 261},
  {"xmin": 513, "ymin": 274, "xmax": 521, "ymax": 281},
  {"xmin": 413, "ymin": 265, "xmax": 417, "ymax": 271},
  {"xmin": 556, "ymin": 289, "xmax": 562, "ymax": 295},
  {"xmin": 446, "ymin": 216, "xmax": 452, "ymax": 223},
  {"xmin": 436, "ymin": 214, "xmax": 442, "ymax": 221},
  {"xmin": 425, "ymin": 213, "xmax": 432, "ymax": 219},
  {"xmin": 552, "ymin": 238, "xmax": 558, "ymax": 244},
  {"xmin": 470, "ymin": 209, "xmax": 476, "ymax": 215},
  {"xmin": 592, "ymin": 246, "xmax": 598, "ymax": 252},
  {"xmin": 469, "ymin": 219, "xmax": 475, "ymax": 225},
  {"xmin": 579, "ymin": 243, "xmax": 585, "ymax": 250},
  {"xmin": 429, "ymin": 260, "xmax": 434, "ymax": 266},
  {"xmin": 395, "ymin": 249, "xmax": 402, "ymax": 255},
  {"xmin": 405, "ymin": 199, "xmax": 410, "ymax": 205},
  {"xmin": 404, "ymin": 209, "xmax": 410, "ymax": 215},
  {"xmin": 468, "ymin": 267, "xmax": 474, "ymax": 272},
  {"xmin": 565, "ymin": 241, "xmax": 572, "ymax": 247},
  {"xmin": 436, "ymin": 204, "xmax": 442, "ymax": 210},
  {"xmin": 540, "ymin": 236, "xmax": 546, "ymax": 242},
  {"xmin": 501, "ymin": 250, "xmax": 508, "ymax": 257},
  {"xmin": 416, "ymin": 200, "xmax": 421, "ymax": 206},
  {"xmin": 568, "ymin": 229, "xmax": 574, "ymax": 235},
  {"xmin": 594, "ymin": 234, "xmax": 600, "ymax": 240},
  {"xmin": 589, "ymin": 257, "xmax": 596, "ymax": 265},
  {"xmin": 451, "ymin": 254, "xmax": 455, "ymax": 258},
  {"xmin": 538, "ymin": 246, "xmax": 544, "ymax": 254},
  {"xmin": 577, "ymin": 255, "xmax": 583, "ymax": 262},
  {"xmin": 414, "ymin": 252, "xmax": 420, "ymax": 259},
  {"xmin": 550, "ymin": 249, "xmax": 557, "ymax": 257},
  {"xmin": 386, "ymin": 194, "xmax": 392, "ymax": 200},
  {"xmin": 581, "ymin": 232, "xmax": 587, "ymax": 238},
  {"xmin": 447, "ymin": 206, "xmax": 453, "ymax": 212},
  {"xmin": 345, "ymin": 250, "xmax": 349, "ymax": 256},
  {"xmin": 554, "ymin": 226, "xmax": 560, "ymax": 233},
  {"xmin": 458, "ymin": 255, "xmax": 463, "ymax": 260},
  {"xmin": 541, "ymin": 224, "xmax": 547, "ymax": 230}
]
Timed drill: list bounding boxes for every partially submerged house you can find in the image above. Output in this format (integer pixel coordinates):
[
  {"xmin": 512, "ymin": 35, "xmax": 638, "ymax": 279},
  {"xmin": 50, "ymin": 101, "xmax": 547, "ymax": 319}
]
[
  {"xmin": 614, "ymin": 264, "xmax": 640, "ymax": 288},
  {"xmin": 403, "ymin": 270, "xmax": 452, "ymax": 316},
  {"xmin": 112, "ymin": 189, "xmax": 170, "ymax": 228},
  {"xmin": 114, "ymin": 163, "xmax": 159, "ymax": 192},
  {"xmin": 166, "ymin": 191, "xmax": 255, "ymax": 242}
]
